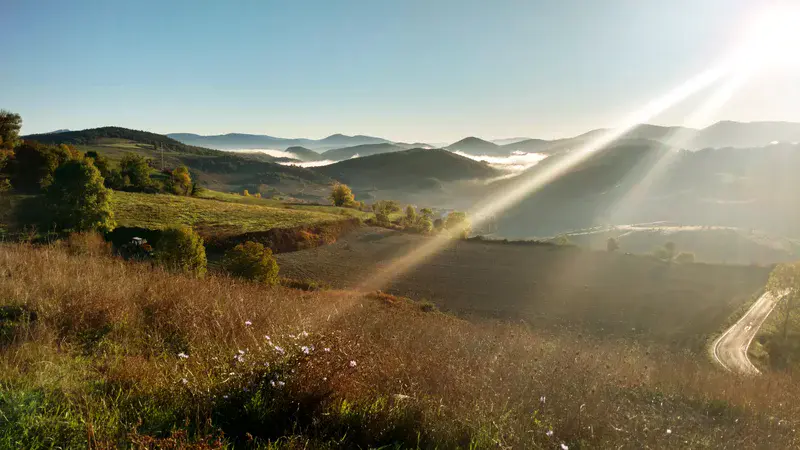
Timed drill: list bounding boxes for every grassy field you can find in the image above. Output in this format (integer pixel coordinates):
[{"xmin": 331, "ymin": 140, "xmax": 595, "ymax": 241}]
[
  {"xmin": 112, "ymin": 191, "xmax": 355, "ymax": 234},
  {"xmin": 278, "ymin": 228, "xmax": 771, "ymax": 351},
  {"xmin": 1, "ymin": 243, "xmax": 799, "ymax": 448},
  {"xmin": 196, "ymin": 189, "xmax": 372, "ymax": 220}
]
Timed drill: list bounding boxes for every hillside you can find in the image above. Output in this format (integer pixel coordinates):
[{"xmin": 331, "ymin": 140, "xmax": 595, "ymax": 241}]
[
  {"xmin": 168, "ymin": 132, "xmax": 391, "ymax": 151},
  {"xmin": 314, "ymin": 148, "xmax": 501, "ymax": 190},
  {"xmin": 446, "ymin": 136, "xmax": 502, "ymax": 155},
  {"xmin": 24, "ymin": 126, "xmax": 220, "ymax": 155},
  {"xmin": 321, "ymin": 142, "xmax": 404, "ymax": 160},
  {"xmin": 284, "ymin": 146, "xmax": 322, "ymax": 161}
]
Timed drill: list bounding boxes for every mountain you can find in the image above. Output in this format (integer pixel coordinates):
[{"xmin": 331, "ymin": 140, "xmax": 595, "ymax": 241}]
[
  {"xmin": 691, "ymin": 121, "xmax": 800, "ymax": 149},
  {"xmin": 315, "ymin": 148, "xmax": 501, "ymax": 190},
  {"xmin": 42, "ymin": 129, "xmax": 71, "ymax": 134},
  {"xmin": 322, "ymin": 143, "xmax": 404, "ymax": 161},
  {"xmin": 167, "ymin": 132, "xmax": 390, "ymax": 152},
  {"xmin": 24, "ymin": 127, "xmax": 221, "ymax": 155},
  {"xmin": 447, "ymin": 137, "xmax": 503, "ymax": 155},
  {"xmin": 284, "ymin": 146, "xmax": 322, "ymax": 162}
]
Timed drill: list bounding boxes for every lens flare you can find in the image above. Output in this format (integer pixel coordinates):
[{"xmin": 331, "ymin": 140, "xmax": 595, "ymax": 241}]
[{"xmin": 358, "ymin": 66, "xmax": 727, "ymax": 293}]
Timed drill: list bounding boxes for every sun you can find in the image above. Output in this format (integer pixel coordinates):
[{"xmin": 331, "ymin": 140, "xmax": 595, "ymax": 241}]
[{"xmin": 735, "ymin": 4, "xmax": 800, "ymax": 70}]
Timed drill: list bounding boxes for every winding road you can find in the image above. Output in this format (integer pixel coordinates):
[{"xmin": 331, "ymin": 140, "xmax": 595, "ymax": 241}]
[{"xmin": 712, "ymin": 292, "xmax": 778, "ymax": 375}]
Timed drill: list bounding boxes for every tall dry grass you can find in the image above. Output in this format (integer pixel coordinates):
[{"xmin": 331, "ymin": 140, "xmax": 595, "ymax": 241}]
[{"xmin": 0, "ymin": 243, "xmax": 798, "ymax": 448}]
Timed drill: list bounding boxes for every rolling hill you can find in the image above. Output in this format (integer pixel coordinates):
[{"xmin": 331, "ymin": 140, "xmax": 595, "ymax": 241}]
[
  {"xmin": 446, "ymin": 137, "xmax": 503, "ymax": 155},
  {"xmin": 23, "ymin": 127, "xmax": 336, "ymax": 200},
  {"xmin": 315, "ymin": 148, "xmax": 502, "ymax": 190},
  {"xmin": 167, "ymin": 132, "xmax": 391, "ymax": 151},
  {"xmin": 284, "ymin": 146, "xmax": 322, "ymax": 161},
  {"xmin": 321, "ymin": 143, "xmax": 405, "ymax": 161}
]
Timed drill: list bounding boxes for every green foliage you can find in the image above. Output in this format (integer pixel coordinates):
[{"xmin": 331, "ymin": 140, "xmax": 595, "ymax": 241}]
[
  {"xmin": 0, "ymin": 110, "xmax": 22, "ymax": 151},
  {"xmin": 433, "ymin": 218, "xmax": 444, "ymax": 231},
  {"xmin": 444, "ymin": 211, "xmax": 470, "ymax": 239},
  {"xmin": 330, "ymin": 183, "xmax": 355, "ymax": 207},
  {"xmin": 164, "ymin": 165, "xmax": 192, "ymax": 196},
  {"xmin": 44, "ymin": 159, "xmax": 116, "ymax": 233},
  {"xmin": 222, "ymin": 241, "xmax": 280, "ymax": 285},
  {"xmin": 10, "ymin": 141, "xmax": 75, "ymax": 192},
  {"xmin": 404, "ymin": 205, "xmax": 417, "ymax": 227},
  {"xmin": 675, "ymin": 252, "xmax": 695, "ymax": 264},
  {"xmin": 415, "ymin": 217, "xmax": 433, "ymax": 234},
  {"xmin": 155, "ymin": 226, "xmax": 207, "ymax": 277},
  {"xmin": 607, "ymin": 237, "xmax": 620, "ymax": 252},
  {"xmin": 85, "ymin": 150, "xmax": 112, "ymax": 179},
  {"xmin": 119, "ymin": 153, "xmax": 153, "ymax": 191},
  {"xmin": 420, "ymin": 208, "xmax": 434, "ymax": 220},
  {"xmin": 372, "ymin": 200, "xmax": 401, "ymax": 224}
]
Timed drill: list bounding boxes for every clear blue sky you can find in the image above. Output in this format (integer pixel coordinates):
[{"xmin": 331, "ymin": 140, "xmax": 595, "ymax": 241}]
[{"xmin": 3, "ymin": 0, "xmax": 797, "ymax": 142}]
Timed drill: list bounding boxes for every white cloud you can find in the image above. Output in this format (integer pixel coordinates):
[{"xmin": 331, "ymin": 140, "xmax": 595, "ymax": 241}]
[
  {"xmin": 279, "ymin": 160, "xmax": 337, "ymax": 168},
  {"xmin": 225, "ymin": 148, "xmax": 297, "ymax": 159}
]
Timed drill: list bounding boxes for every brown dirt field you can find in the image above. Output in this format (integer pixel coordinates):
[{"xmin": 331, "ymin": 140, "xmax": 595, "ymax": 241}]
[{"xmin": 278, "ymin": 227, "xmax": 771, "ymax": 350}]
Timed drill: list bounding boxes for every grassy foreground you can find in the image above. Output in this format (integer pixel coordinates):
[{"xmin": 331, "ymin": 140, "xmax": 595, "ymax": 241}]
[{"xmin": 1, "ymin": 244, "xmax": 800, "ymax": 448}]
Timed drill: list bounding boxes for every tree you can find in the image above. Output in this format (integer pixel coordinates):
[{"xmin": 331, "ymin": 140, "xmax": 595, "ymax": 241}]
[
  {"xmin": 165, "ymin": 165, "xmax": 192, "ymax": 196},
  {"xmin": 44, "ymin": 159, "xmax": 116, "ymax": 233},
  {"xmin": 404, "ymin": 205, "xmax": 417, "ymax": 228},
  {"xmin": 12, "ymin": 141, "xmax": 76, "ymax": 192},
  {"xmin": 155, "ymin": 226, "xmax": 207, "ymax": 277},
  {"xmin": 119, "ymin": 153, "xmax": 152, "ymax": 190},
  {"xmin": 372, "ymin": 200, "xmax": 401, "ymax": 224},
  {"xmin": 767, "ymin": 262, "xmax": 800, "ymax": 343},
  {"xmin": 444, "ymin": 211, "xmax": 471, "ymax": 239},
  {"xmin": 330, "ymin": 183, "xmax": 355, "ymax": 207},
  {"xmin": 85, "ymin": 151, "xmax": 112, "ymax": 179},
  {"xmin": 0, "ymin": 110, "xmax": 22, "ymax": 151},
  {"xmin": 222, "ymin": 241, "xmax": 280, "ymax": 285},
  {"xmin": 607, "ymin": 237, "xmax": 620, "ymax": 252},
  {"xmin": 420, "ymin": 208, "xmax": 434, "ymax": 220},
  {"xmin": 415, "ymin": 217, "xmax": 433, "ymax": 234},
  {"xmin": 675, "ymin": 252, "xmax": 695, "ymax": 264}
]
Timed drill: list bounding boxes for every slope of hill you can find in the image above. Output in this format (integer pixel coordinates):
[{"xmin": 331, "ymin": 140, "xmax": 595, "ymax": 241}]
[
  {"xmin": 446, "ymin": 136, "xmax": 502, "ymax": 155},
  {"xmin": 25, "ymin": 127, "xmax": 336, "ymax": 200},
  {"xmin": 321, "ymin": 143, "xmax": 404, "ymax": 161},
  {"xmin": 693, "ymin": 120, "xmax": 800, "ymax": 148},
  {"xmin": 284, "ymin": 146, "xmax": 322, "ymax": 161},
  {"xmin": 315, "ymin": 148, "xmax": 501, "ymax": 190},
  {"xmin": 168, "ymin": 132, "xmax": 390, "ymax": 151},
  {"xmin": 24, "ymin": 127, "xmax": 220, "ymax": 155}
]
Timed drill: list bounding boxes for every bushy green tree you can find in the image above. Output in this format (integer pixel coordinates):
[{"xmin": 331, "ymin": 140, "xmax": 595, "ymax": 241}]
[
  {"xmin": 415, "ymin": 217, "xmax": 433, "ymax": 234},
  {"xmin": 44, "ymin": 159, "xmax": 116, "ymax": 233},
  {"xmin": 372, "ymin": 200, "xmax": 401, "ymax": 224},
  {"xmin": 404, "ymin": 205, "xmax": 417, "ymax": 228},
  {"xmin": 119, "ymin": 153, "xmax": 152, "ymax": 190},
  {"xmin": 11, "ymin": 141, "xmax": 74, "ymax": 192},
  {"xmin": 85, "ymin": 151, "xmax": 112, "ymax": 179},
  {"xmin": 444, "ymin": 211, "xmax": 471, "ymax": 239},
  {"xmin": 165, "ymin": 165, "xmax": 192, "ymax": 196},
  {"xmin": 330, "ymin": 183, "xmax": 355, "ymax": 207},
  {"xmin": 222, "ymin": 241, "xmax": 280, "ymax": 285},
  {"xmin": 420, "ymin": 208, "xmax": 434, "ymax": 220},
  {"xmin": 0, "ymin": 110, "xmax": 22, "ymax": 151},
  {"xmin": 155, "ymin": 226, "xmax": 207, "ymax": 277}
]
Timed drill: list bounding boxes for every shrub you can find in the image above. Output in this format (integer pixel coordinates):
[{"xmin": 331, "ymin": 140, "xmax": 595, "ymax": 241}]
[
  {"xmin": 444, "ymin": 211, "xmax": 470, "ymax": 239},
  {"xmin": 165, "ymin": 165, "xmax": 192, "ymax": 196},
  {"xmin": 119, "ymin": 153, "xmax": 152, "ymax": 191},
  {"xmin": 607, "ymin": 237, "xmax": 620, "ymax": 252},
  {"xmin": 330, "ymin": 183, "xmax": 355, "ymax": 207},
  {"xmin": 65, "ymin": 231, "xmax": 112, "ymax": 257},
  {"xmin": 403, "ymin": 205, "xmax": 417, "ymax": 228},
  {"xmin": 155, "ymin": 226, "xmax": 207, "ymax": 277},
  {"xmin": 222, "ymin": 241, "xmax": 279, "ymax": 285},
  {"xmin": 372, "ymin": 200, "xmax": 401, "ymax": 225},
  {"xmin": 44, "ymin": 159, "xmax": 116, "ymax": 233},
  {"xmin": 415, "ymin": 217, "xmax": 433, "ymax": 234}
]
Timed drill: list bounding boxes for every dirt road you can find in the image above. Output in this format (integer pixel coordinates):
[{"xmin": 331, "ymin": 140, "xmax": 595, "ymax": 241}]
[{"xmin": 712, "ymin": 292, "xmax": 778, "ymax": 375}]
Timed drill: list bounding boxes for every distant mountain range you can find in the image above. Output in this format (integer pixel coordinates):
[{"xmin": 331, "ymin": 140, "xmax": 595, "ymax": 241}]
[
  {"xmin": 166, "ymin": 132, "xmax": 391, "ymax": 152},
  {"xmin": 169, "ymin": 121, "xmax": 800, "ymax": 161}
]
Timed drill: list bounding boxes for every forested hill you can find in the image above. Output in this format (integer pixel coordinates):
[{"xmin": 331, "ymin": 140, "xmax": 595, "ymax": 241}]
[{"xmin": 24, "ymin": 127, "xmax": 221, "ymax": 156}]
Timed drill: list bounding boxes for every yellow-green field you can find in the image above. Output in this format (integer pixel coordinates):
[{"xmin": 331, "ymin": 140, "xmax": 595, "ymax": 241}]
[{"xmin": 112, "ymin": 191, "xmax": 362, "ymax": 234}]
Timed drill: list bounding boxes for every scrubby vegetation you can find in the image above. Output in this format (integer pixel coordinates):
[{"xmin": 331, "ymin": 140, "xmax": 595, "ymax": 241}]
[
  {"xmin": 1, "ymin": 243, "xmax": 799, "ymax": 448},
  {"xmin": 223, "ymin": 241, "xmax": 280, "ymax": 285},
  {"xmin": 154, "ymin": 226, "xmax": 208, "ymax": 277}
]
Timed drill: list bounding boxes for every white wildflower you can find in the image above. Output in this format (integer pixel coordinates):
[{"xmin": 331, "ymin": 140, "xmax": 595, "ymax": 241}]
[
  {"xmin": 264, "ymin": 335, "xmax": 271, "ymax": 341},
  {"xmin": 540, "ymin": 396, "xmax": 546, "ymax": 404},
  {"xmin": 546, "ymin": 430, "xmax": 553, "ymax": 437},
  {"xmin": 238, "ymin": 349, "xmax": 246, "ymax": 355},
  {"xmin": 244, "ymin": 320, "xmax": 252, "ymax": 326},
  {"xmin": 181, "ymin": 378, "xmax": 188, "ymax": 385},
  {"xmin": 300, "ymin": 331, "xmax": 309, "ymax": 337},
  {"xmin": 300, "ymin": 346, "xmax": 310, "ymax": 354},
  {"xmin": 324, "ymin": 347, "xmax": 331, "ymax": 352},
  {"xmin": 666, "ymin": 429, "xmax": 672, "ymax": 435},
  {"xmin": 177, "ymin": 352, "xmax": 189, "ymax": 359},
  {"xmin": 349, "ymin": 360, "xmax": 357, "ymax": 368},
  {"xmin": 274, "ymin": 345, "xmax": 285, "ymax": 354},
  {"xmin": 560, "ymin": 444, "xmax": 568, "ymax": 450}
]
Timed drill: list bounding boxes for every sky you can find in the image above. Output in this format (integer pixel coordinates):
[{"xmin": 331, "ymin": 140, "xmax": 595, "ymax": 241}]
[{"xmin": 3, "ymin": 0, "xmax": 799, "ymax": 142}]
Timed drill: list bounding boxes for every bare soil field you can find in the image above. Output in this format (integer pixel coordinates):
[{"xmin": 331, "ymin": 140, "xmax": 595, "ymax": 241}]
[{"xmin": 278, "ymin": 227, "xmax": 771, "ymax": 350}]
